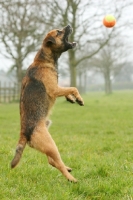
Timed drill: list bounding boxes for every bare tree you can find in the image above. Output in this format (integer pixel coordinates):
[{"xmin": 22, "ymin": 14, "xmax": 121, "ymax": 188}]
[
  {"xmin": 90, "ymin": 43, "xmax": 126, "ymax": 94},
  {"xmin": 84, "ymin": 0, "xmax": 133, "ymax": 94},
  {"xmin": 0, "ymin": 0, "xmax": 51, "ymax": 84},
  {"xmin": 45, "ymin": 0, "xmax": 111, "ymax": 87},
  {"xmin": 46, "ymin": 0, "xmax": 133, "ymax": 89}
]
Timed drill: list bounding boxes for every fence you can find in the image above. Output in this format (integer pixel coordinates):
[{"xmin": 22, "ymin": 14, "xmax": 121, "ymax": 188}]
[{"xmin": 0, "ymin": 82, "xmax": 20, "ymax": 103}]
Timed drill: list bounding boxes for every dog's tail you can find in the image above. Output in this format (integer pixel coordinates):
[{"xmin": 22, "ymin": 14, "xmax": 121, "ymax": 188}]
[{"xmin": 11, "ymin": 137, "xmax": 27, "ymax": 169}]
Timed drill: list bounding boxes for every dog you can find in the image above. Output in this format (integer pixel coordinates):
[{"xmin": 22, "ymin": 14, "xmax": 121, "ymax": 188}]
[{"xmin": 11, "ymin": 25, "xmax": 84, "ymax": 182}]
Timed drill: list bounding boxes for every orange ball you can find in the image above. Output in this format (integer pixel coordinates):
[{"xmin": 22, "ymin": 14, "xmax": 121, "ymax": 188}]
[{"xmin": 103, "ymin": 15, "xmax": 116, "ymax": 28}]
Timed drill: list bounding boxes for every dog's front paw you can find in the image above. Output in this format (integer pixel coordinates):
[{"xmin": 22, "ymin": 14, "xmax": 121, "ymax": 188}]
[
  {"xmin": 66, "ymin": 95, "xmax": 75, "ymax": 104},
  {"xmin": 76, "ymin": 98, "xmax": 84, "ymax": 106}
]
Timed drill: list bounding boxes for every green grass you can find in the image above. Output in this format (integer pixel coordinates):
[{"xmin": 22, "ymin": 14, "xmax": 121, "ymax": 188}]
[{"xmin": 0, "ymin": 91, "xmax": 133, "ymax": 200}]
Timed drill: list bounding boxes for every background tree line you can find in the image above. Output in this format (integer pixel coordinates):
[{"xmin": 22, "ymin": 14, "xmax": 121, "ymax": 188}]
[{"xmin": 0, "ymin": 0, "xmax": 133, "ymax": 94}]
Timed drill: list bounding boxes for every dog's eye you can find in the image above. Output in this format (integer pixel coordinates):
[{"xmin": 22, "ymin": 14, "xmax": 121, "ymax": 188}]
[{"xmin": 57, "ymin": 30, "xmax": 62, "ymax": 36}]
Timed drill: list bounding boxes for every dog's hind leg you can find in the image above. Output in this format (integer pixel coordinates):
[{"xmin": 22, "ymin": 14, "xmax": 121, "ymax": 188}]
[
  {"xmin": 30, "ymin": 121, "xmax": 77, "ymax": 182},
  {"xmin": 11, "ymin": 134, "xmax": 27, "ymax": 168},
  {"xmin": 47, "ymin": 156, "xmax": 72, "ymax": 172}
]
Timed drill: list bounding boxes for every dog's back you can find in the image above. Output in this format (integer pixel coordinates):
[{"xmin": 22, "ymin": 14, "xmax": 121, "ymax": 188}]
[{"xmin": 20, "ymin": 66, "xmax": 50, "ymax": 141}]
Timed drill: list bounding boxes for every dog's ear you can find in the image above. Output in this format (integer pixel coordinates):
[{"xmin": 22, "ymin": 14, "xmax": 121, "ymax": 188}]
[{"xmin": 44, "ymin": 36, "xmax": 56, "ymax": 46}]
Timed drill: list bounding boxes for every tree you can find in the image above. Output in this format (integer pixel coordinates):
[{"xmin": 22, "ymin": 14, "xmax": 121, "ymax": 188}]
[
  {"xmin": 44, "ymin": 0, "xmax": 114, "ymax": 87},
  {"xmin": 48, "ymin": 0, "xmax": 133, "ymax": 89},
  {"xmin": 85, "ymin": 0, "xmax": 133, "ymax": 94},
  {"xmin": 90, "ymin": 46, "xmax": 123, "ymax": 94},
  {"xmin": 0, "ymin": 0, "xmax": 51, "ymax": 84}
]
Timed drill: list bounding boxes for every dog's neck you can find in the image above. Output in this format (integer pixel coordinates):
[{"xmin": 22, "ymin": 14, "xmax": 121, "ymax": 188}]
[{"xmin": 34, "ymin": 48, "xmax": 60, "ymax": 70}]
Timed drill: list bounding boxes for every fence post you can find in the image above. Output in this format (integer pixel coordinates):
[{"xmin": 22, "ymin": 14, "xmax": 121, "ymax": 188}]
[
  {"xmin": 4, "ymin": 82, "xmax": 6, "ymax": 103},
  {"xmin": 8, "ymin": 82, "xmax": 11, "ymax": 103}
]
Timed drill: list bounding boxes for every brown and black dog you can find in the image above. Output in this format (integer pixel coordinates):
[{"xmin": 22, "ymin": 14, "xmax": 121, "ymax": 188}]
[{"xmin": 11, "ymin": 25, "xmax": 84, "ymax": 182}]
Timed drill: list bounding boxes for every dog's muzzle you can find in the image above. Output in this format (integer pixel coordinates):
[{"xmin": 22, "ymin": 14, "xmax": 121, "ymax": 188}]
[{"xmin": 63, "ymin": 25, "xmax": 76, "ymax": 49}]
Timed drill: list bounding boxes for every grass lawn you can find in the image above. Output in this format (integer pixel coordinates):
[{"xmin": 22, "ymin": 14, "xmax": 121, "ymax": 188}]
[{"xmin": 0, "ymin": 91, "xmax": 133, "ymax": 200}]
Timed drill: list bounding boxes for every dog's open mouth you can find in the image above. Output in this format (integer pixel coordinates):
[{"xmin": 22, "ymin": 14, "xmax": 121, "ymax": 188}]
[
  {"xmin": 64, "ymin": 25, "xmax": 76, "ymax": 49},
  {"xmin": 65, "ymin": 36, "xmax": 76, "ymax": 48}
]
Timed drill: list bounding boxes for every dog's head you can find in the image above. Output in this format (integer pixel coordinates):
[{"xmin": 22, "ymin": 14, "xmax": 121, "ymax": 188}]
[{"xmin": 43, "ymin": 25, "xmax": 76, "ymax": 53}]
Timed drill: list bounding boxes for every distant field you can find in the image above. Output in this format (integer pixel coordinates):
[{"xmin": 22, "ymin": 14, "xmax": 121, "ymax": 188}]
[{"xmin": 0, "ymin": 91, "xmax": 133, "ymax": 200}]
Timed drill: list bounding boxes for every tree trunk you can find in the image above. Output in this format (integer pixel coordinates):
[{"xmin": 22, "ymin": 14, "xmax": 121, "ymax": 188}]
[
  {"xmin": 105, "ymin": 77, "xmax": 112, "ymax": 94},
  {"xmin": 16, "ymin": 65, "xmax": 23, "ymax": 96},
  {"xmin": 104, "ymin": 67, "xmax": 112, "ymax": 94},
  {"xmin": 68, "ymin": 51, "xmax": 77, "ymax": 87},
  {"xmin": 69, "ymin": 65, "xmax": 76, "ymax": 87}
]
